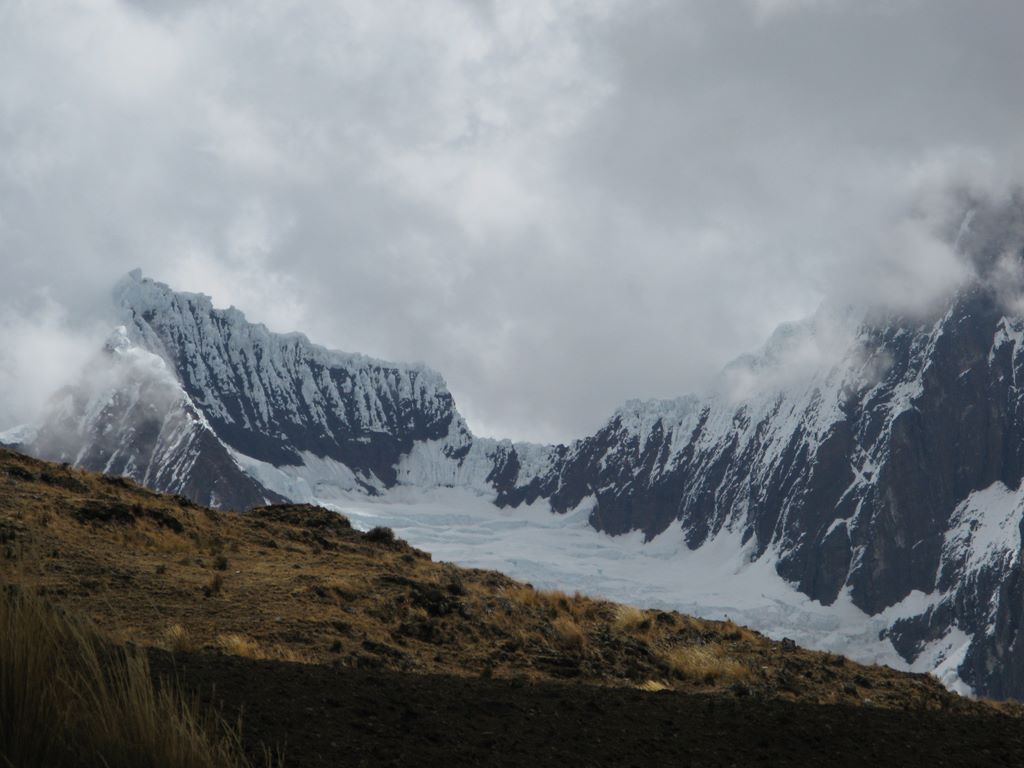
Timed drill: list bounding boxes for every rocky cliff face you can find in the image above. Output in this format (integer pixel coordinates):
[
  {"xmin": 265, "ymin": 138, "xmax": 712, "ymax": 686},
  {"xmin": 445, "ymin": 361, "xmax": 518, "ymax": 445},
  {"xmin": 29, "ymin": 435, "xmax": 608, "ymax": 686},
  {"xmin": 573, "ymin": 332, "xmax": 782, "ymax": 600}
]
[
  {"xmin": 115, "ymin": 271, "xmax": 464, "ymax": 490},
  {"xmin": 503, "ymin": 300, "xmax": 986, "ymax": 614},
  {"xmin": 23, "ymin": 327, "xmax": 282, "ymax": 510},
  {"xmin": 481, "ymin": 198, "xmax": 1024, "ymax": 698},
  {"xmin": 16, "ymin": 272, "xmax": 550, "ymax": 508},
  {"xmin": 491, "ymin": 289, "xmax": 1024, "ymax": 696}
]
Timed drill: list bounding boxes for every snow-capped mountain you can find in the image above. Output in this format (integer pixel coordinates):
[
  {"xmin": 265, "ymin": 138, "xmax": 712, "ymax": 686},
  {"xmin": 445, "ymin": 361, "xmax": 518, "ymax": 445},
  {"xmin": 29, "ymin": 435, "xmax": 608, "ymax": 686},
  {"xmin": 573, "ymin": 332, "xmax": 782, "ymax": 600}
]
[
  {"xmin": 17, "ymin": 326, "xmax": 282, "ymax": 510},
  {"xmin": 114, "ymin": 270, "xmax": 463, "ymax": 489},
  {"xmin": 477, "ymin": 198, "xmax": 1024, "ymax": 698},
  {"xmin": 13, "ymin": 196, "xmax": 1024, "ymax": 698},
  {"xmin": 497, "ymin": 288, "xmax": 1024, "ymax": 698}
]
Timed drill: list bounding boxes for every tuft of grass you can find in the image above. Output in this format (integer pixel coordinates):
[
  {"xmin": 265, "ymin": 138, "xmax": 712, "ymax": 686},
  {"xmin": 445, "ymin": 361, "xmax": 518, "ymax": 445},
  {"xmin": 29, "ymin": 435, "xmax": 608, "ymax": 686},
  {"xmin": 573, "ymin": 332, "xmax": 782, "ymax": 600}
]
[
  {"xmin": 502, "ymin": 586, "xmax": 540, "ymax": 610},
  {"xmin": 613, "ymin": 605, "xmax": 649, "ymax": 634},
  {"xmin": 665, "ymin": 642, "xmax": 751, "ymax": 685},
  {"xmin": 0, "ymin": 588, "xmax": 270, "ymax": 768},
  {"xmin": 638, "ymin": 680, "xmax": 670, "ymax": 693},
  {"xmin": 551, "ymin": 616, "xmax": 587, "ymax": 653},
  {"xmin": 540, "ymin": 589, "xmax": 572, "ymax": 613},
  {"xmin": 164, "ymin": 623, "xmax": 199, "ymax": 654},
  {"xmin": 503, "ymin": 586, "xmax": 584, "ymax": 619},
  {"xmin": 217, "ymin": 634, "xmax": 262, "ymax": 659},
  {"xmin": 720, "ymin": 619, "xmax": 757, "ymax": 643},
  {"xmin": 217, "ymin": 633, "xmax": 312, "ymax": 665}
]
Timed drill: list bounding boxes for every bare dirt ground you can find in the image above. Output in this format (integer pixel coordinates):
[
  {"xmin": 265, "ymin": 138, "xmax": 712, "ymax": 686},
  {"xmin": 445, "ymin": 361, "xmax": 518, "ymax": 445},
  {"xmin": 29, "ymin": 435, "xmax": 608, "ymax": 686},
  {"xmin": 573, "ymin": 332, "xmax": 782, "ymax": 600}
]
[{"xmin": 151, "ymin": 650, "xmax": 1024, "ymax": 768}]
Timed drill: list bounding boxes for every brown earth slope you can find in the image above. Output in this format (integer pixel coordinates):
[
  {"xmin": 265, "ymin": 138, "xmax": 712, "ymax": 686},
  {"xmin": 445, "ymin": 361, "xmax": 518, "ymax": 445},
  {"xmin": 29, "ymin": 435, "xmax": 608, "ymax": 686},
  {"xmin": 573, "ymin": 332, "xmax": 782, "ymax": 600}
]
[{"xmin": 2, "ymin": 447, "xmax": 1023, "ymax": 766}]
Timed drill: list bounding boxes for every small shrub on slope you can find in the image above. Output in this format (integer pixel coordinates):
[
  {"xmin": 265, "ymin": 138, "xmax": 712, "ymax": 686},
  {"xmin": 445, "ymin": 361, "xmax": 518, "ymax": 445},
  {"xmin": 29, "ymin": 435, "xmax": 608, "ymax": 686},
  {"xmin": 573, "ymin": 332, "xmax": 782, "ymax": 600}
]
[{"xmin": 364, "ymin": 526, "xmax": 396, "ymax": 544}]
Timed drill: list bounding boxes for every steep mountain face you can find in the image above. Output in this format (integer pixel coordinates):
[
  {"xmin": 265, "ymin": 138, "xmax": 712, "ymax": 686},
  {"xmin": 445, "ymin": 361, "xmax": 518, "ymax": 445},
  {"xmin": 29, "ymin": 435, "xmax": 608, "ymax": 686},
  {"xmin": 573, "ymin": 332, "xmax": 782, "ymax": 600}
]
[
  {"xmin": 115, "ymin": 271, "xmax": 465, "ymax": 490},
  {"xmin": 482, "ymin": 199, "xmax": 1024, "ymax": 698},
  {"xmin": 23, "ymin": 327, "xmax": 282, "ymax": 510},
  {"xmin": 496, "ymin": 290, "xmax": 1024, "ymax": 696},
  {"xmin": 13, "ymin": 197, "xmax": 1024, "ymax": 697},
  {"xmin": 503, "ymin": 302, "xmax": 983, "ymax": 612},
  {"xmin": 16, "ymin": 271, "xmax": 551, "ymax": 509}
]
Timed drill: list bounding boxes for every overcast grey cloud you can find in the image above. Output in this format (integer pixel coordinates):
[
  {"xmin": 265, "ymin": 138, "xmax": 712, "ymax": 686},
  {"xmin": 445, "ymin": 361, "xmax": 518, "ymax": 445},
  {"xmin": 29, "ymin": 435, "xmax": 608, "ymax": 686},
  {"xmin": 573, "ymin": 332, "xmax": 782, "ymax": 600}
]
[{"xmin": 1, "ymin": 0, "xmax": 1023, "ymax": 442}]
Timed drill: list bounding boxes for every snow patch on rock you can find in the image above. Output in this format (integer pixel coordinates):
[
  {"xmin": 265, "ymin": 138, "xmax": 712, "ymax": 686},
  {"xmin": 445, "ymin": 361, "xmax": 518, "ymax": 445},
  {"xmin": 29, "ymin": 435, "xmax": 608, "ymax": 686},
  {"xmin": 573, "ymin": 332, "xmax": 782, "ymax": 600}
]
[{"xmin": 944, "ymin": 481, "xmax": 1024, "ymax": 579}]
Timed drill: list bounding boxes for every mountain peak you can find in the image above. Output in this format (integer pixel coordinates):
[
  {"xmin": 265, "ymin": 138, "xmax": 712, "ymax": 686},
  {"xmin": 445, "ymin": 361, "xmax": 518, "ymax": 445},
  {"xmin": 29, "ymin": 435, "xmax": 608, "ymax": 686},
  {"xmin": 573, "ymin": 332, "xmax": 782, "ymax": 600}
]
[
  {"xmin": 114, "ymin": 270, "xmax": 215, "ymax": 322},
  {"xmin": 108, "ymin": 273, "xmax": 460, "ymax": 481}
]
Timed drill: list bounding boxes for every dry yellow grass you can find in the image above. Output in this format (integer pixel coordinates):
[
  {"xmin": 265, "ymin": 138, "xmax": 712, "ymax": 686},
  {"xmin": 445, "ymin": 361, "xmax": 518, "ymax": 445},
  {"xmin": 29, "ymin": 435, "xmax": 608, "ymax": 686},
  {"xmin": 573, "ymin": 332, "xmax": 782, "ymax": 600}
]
[
  {"xmin": 613, "ymin": 604, "xmax": 649, "ymax": 634},
  {"xmin": 665, "ymin": 643, "xmax": 751, "ymax": 685},
  {"xmin": 504, "ymin": 586, "xmax": 549, "ymax": 611},
  {"xmin": 270, "ymin": 645, "xmax": 314, "ymax": 664},
  {"xmin": 638, "ymin": 680, "xmax": 670, "ymax": 693},
  {"xmin": 217, "ymin": 634, "xmax": 263, "ymax": 659},
  {"xmin": 720, "ymin": 620, "xmax": 758, "ymax": 643},
  {"xmin": 165, "ymin": 623, "xmax": 199, "ymax": 653},
  {"xmin": 503, "ymin": 587, "xmax": 574, "ymax": 614},
  {"xmin": 540, "ymin": 589, "xmax": 572, "ymax": 612},
  {"xmin": 0, "ymin": 589, "xmax": 271, "ymax": 768},
  {"xmin": 217, "ymin": 633, "xmax": 313, "ymax": 665},
  {"xmin": 551, "ymin": 615, "xmax": 587, "ymax": 652}
]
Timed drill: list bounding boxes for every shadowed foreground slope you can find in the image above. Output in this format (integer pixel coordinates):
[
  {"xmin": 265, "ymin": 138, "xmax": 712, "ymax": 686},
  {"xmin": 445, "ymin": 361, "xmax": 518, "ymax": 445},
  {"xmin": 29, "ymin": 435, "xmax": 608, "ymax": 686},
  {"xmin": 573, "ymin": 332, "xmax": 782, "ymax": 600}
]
[{"xmin": 150, "ymin": 652, "xmax": 1024, "ymax": 768}]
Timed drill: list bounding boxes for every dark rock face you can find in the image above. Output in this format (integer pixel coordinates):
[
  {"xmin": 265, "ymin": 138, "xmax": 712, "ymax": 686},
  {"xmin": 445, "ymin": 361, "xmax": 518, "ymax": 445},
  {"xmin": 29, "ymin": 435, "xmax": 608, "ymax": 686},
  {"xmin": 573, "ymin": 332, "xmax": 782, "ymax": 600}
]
[
  {"xmin": 116, "ymin": 272, "xmax": 457, "ymax": 487},
  {"xmin": 484, "ymin": 198, "xmax": 1024, "ymax": 698},
  {"xmin": 523, "ymin": 294, "xmax": 1009, "ymax": 614},
  {"xmin": 488, "ymin": 287, "xmax": 1024, "ymax": 697},
  {"xmin": 23, "ymin": 335, "xmax": 283, "ymax": 511}
]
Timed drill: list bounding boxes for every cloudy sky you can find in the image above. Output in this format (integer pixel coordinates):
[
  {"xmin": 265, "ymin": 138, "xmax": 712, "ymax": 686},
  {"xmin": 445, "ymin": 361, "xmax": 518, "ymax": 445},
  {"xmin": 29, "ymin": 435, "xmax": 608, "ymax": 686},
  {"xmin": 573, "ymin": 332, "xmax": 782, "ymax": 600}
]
[{"xmin": 1, "ymin": 0, "xmax": 1023, "ymax": 443}]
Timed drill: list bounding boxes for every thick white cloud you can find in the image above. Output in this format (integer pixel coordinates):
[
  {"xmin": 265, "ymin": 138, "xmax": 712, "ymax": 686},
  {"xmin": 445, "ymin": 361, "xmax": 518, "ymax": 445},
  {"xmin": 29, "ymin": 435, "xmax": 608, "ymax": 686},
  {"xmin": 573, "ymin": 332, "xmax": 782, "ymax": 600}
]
[{"xmin": 1, "ymin": 0, "xmax": 1023, "ymax": 442}]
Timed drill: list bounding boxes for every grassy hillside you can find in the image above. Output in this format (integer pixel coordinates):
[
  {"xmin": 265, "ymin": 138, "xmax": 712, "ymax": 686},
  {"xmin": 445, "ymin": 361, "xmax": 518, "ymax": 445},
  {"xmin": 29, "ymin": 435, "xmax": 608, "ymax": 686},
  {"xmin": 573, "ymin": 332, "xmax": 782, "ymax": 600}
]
[
  {"xmin": 0, "ymin": 447, "xmax": 962, "ymax": 703},
  {"xmin": 3, "ymin": 447, "xmax": 1024, "ymax": 766}
]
